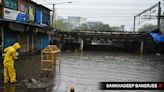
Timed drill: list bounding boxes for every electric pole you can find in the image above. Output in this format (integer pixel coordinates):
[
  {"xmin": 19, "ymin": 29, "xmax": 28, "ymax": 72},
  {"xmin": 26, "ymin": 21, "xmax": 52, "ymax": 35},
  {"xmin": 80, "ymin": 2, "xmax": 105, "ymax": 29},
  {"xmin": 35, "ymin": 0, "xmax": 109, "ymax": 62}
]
[
  {"xmin": 133, "ymin": 16, "xmax": 136, "ymax": 32},
  {"xmin": 52, "ymin": 4, "xmax": 56, "ymax": 26},
  {"xmin": 158, "ymin": 1, "xmax": 161, "ymax": 28}
]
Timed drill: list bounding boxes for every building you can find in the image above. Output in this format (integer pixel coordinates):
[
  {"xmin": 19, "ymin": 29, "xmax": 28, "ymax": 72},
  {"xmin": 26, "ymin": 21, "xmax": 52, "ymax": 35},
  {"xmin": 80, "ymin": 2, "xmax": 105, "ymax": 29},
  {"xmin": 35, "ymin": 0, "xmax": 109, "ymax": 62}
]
[
  {"xmin": 0, "ymin": 0, "xmax": 53, "ymax": 54},
  {"xmin": 80, "ymin": 17, "xmax": 87, "ymax": 24},
  {"xmin": 67, "ymin": 16, "xmax": 87, "ymax": 29},
  {"xmin": 86, "ymin": 21, "xmax": 102, "ymax": 29}
]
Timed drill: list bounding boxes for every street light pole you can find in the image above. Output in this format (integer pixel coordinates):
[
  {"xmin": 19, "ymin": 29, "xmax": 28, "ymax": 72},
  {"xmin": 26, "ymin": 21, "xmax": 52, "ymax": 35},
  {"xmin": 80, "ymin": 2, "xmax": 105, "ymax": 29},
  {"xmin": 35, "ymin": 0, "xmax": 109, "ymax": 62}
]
[
  {"xmin": 52, "ymin": 4, "xmax": 55, "ymax": 25},
  {"xmin": 52, "ymin": 2, "xmax": 72, "ymax": 26}
]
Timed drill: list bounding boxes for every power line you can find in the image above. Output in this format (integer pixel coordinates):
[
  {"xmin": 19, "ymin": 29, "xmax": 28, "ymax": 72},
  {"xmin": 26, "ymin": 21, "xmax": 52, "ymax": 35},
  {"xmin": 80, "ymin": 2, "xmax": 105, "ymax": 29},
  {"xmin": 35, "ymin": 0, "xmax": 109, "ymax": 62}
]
[
  {"xmin": 62, "ymin": 3, "xmax": 152, "ymax": 7},
  {"xmin": 54, "ymin": 1, "xmax": 156, "ymax": 7},
  {"xmin": 57, "ymin": 16, "xmax": 134, "ymax": 18},
  {"xmin": 37, "ymin": 0, "xmax": 156, "ymax": 6},
  {"xmin": 55, "ymin": 7, "xmax": 146, "ymax": 11},
  {"xmin": 33, "ymin": 0, "xmax": 157, "ymax": 7},
  {"xmin": 56, "ymin": 10, "xmax": 141, "ymax": 13},
  {"xmin": 56, "ymin": 8, "xmax": 144, "ymax": 11},
  {"xmin": 71, "ymin": 1, "xmax": 156, "ymax": 5}
]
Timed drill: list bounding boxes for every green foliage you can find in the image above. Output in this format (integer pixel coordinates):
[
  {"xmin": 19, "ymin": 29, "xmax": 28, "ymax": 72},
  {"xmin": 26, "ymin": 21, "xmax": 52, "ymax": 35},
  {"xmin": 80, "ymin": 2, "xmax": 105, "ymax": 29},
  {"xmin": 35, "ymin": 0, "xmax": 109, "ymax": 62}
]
[
  {"xmin": 77, "ymin": 23, "xmax": 89, "ymax": 31},
  {"xmin": 138, "ymin": 24, "xmax": 157, "ymax": 32},
  {"xmin": 54, "ymin": 19, "xmax": 123, "ymax": 32},
  {"xmin": 110, "ymin": 26, "xmax": 122, "ymax": 31},
  {"xmin": 76, "ymin": 23, "xmax": 112, "ymax": 31},
  {"xmin": 95, "ymin": 23, "xmax": 111, "ymax": 31},
  {"xmin": 53, "ymin": 19, "xmax": 72, "ymax": 31}
]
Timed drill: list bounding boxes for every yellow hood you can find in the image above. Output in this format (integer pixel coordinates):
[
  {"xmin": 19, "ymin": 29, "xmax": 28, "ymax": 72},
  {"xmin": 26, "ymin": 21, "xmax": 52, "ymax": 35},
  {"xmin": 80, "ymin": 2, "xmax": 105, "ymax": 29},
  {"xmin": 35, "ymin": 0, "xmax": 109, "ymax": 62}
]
[{"xmin": 12, "ymin": 42, "xmax": 21, "ymax": 50}]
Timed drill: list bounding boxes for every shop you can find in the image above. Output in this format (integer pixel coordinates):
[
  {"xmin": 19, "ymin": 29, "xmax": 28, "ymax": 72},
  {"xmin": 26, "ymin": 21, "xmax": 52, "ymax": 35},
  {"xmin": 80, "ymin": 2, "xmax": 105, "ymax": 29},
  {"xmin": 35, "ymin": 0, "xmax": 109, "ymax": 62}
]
[{"xmin": 0, "ymin": 20, "xmax": 50, "ymax": 54}]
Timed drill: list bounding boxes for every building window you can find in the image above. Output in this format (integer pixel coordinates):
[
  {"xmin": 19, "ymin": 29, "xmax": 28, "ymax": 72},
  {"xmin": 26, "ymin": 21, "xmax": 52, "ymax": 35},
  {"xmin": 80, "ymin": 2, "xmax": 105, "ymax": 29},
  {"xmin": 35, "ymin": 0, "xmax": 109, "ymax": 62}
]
[
  {"xmin": 18, "ymin": 2, "xmax": 25, "ymax": 12},
  {"xmin": 42, "ymin": 12, "xmax": 50, "ymax": 25},
  {"xmin": 29, "ymin": 6, "xmax": 34, "ymax": 15},
  {"xmin": 25, "ymin": 5, "xmax": 28, "ymax": 13},
  {"xmin": 4, "ymin": 0, "xmax": 10, "ymax": 7},
  {"xmin": 5, "ymin": 0, "xmax": 18, "ymax": 10},
  {"xmin": 28, "ymin": 6, "xmax": 35, "ymax": 21}
]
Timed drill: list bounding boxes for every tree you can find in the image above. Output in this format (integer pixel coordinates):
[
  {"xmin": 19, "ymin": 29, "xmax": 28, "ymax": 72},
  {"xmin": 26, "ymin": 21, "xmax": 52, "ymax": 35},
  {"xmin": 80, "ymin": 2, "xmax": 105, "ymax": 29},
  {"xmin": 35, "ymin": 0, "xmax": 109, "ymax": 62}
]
[
  {"xmin": 54, "ymin": 19, "xmax": 72, "ymax": 31},
  {"xmin": 111, "ymin": 26, "xmax": 122, "ymax": 31},
  {"xmin": 138, "ymin": 24, "xmax": 157, "ymax": 32},
  {"xmin": 68, "ymin": 22, "xmax": 122, "ymax": 32},
  {"xmin": 76, "ymin": 23, "xmax": 112, "ymax": 31},
  {"xmin": 95, "ymin": 23, "xmax": 111, "ymax": 31},
  {"xmin": 102, "ymin": 24, "xmax": 111, "ymax": 31},
  {"xmin": 79, "ymin": 23, "xmax": 88, "ymax": 31}
]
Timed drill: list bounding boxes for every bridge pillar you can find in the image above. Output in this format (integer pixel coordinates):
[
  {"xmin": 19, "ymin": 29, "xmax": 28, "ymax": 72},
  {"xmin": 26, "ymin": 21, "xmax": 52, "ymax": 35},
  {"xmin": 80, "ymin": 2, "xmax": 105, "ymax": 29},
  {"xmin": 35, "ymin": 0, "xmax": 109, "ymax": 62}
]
[
  {"xmin": 80, "ymin": 39, "xmax": 84, "ymax": 51},
  {"xmin": 140, "ymin": 40, "xmax": 144, "ymax": 56}
]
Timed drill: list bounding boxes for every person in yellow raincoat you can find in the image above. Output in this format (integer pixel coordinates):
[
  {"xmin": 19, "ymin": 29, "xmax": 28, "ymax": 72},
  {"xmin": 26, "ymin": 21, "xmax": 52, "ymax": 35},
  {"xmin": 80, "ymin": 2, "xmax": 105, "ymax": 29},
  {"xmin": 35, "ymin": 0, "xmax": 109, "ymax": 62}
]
[{"xmin": 3, "ymin": 42, "xmax": 21, "ymax": 83}]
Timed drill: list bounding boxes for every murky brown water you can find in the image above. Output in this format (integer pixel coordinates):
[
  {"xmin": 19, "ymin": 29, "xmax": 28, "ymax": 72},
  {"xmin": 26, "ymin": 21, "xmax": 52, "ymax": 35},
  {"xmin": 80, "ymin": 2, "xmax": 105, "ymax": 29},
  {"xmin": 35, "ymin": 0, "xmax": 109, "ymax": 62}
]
[
  {"xmin": 52, "ymin": 51, "xmax": 164, "ymax": 92},
  {"xmin": 1, "ymin": 51, "xmax": 164, "ymax": 92}
]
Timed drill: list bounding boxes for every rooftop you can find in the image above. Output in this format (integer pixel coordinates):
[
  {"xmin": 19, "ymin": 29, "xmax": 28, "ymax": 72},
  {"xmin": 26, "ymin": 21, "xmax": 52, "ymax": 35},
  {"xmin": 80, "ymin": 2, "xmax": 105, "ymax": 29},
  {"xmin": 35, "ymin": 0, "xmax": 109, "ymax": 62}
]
[{"xmin": 30, "ymin": 0, "xmax": 52, "ymax": 11}]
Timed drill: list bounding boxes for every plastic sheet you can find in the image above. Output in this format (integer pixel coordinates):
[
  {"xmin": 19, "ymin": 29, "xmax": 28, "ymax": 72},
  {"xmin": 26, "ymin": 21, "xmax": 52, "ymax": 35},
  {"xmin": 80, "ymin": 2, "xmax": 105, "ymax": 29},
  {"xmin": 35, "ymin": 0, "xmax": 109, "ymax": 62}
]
[{"xmin": 150, "ymin": 33, "xmax": 164, "ymax": 43}]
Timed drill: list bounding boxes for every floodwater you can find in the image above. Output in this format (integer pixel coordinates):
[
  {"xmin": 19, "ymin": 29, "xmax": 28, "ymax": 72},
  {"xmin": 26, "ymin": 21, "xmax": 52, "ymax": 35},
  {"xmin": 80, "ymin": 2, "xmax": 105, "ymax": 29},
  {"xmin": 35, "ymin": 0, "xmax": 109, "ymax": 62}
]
[
  {"xmin": 1, "ymin": 50, "xmax": 164, "ymax": 92},
  {"xmin": 53, "ymin": 51, "xmax": 164, "ymax": 92}
]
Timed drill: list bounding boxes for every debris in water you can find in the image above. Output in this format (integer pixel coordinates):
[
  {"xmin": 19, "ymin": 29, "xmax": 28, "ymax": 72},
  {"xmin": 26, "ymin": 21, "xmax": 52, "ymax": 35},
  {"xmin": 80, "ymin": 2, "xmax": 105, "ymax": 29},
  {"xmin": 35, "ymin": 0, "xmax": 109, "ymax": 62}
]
[
  {"xmin": 29, "ymin": 78, "xmax": 37, "ymax": 84},
  {"xmin": 156, "ymin": 53, "xmax": 161, "ymax": 56}
]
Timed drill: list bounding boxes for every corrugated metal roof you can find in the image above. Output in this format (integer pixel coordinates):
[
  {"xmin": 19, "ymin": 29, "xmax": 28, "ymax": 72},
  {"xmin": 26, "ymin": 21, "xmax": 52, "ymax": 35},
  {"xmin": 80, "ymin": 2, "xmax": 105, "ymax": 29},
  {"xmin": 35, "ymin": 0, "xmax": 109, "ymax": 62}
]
[{"xmin": 30, "ymin": 0, "xmax": 52, "ymax": 11}]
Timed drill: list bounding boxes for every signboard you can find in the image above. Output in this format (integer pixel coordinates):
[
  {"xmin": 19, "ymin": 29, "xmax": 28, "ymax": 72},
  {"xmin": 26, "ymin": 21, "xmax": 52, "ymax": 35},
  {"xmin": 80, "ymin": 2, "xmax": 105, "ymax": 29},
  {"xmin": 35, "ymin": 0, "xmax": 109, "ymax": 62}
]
[
  {"xmin": 0, "ymin": 0, "xmax": 2, "ymax": 5},
  {"xmin": 9, "ymin": 23, "xmax": 24, "ymax": 32},
  {"xmin": 4, "ymin": 8, "xmax": 26, "ymax": 22}
]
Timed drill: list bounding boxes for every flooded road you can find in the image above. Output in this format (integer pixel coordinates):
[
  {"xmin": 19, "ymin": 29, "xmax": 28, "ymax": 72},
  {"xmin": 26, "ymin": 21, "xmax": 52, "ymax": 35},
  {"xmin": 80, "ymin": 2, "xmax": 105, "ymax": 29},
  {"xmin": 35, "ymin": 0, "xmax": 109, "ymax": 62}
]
[
  {"xmin": 53, "ymin": 51, "xmax": 164, "ymax": 92},
  {"xmin": 1, "ymin": 51, "xmax": 164, "ymax": 92}
]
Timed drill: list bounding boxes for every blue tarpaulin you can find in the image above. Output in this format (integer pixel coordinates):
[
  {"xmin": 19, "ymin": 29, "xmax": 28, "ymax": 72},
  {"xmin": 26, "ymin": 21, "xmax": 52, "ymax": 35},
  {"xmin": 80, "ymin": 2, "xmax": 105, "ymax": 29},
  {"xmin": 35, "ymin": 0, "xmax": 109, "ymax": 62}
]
[
  {"xmin": 150, "ymin": 33, "xmax": 164, "ymax": 43},
  {"xmin": 16, "ymin": 13, "xmax": 26, "ymax": 22},
  {"xmin": 36, "ymin": 9, "xmax": 41, "ymax": 25}
]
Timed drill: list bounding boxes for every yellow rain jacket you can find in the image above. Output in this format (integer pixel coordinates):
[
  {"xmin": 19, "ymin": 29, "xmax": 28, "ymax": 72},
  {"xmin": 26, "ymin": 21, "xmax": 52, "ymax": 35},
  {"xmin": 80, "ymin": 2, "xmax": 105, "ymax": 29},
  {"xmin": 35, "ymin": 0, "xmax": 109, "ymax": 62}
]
[{"xmin": 3, "ymin": 42, "xmax": 21, "ymax": 83}]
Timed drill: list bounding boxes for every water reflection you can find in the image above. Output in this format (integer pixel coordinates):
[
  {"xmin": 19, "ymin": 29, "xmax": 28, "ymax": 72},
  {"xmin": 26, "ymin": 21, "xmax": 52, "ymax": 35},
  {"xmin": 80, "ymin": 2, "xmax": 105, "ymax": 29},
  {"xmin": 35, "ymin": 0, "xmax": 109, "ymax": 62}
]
[
  {"xmin": 53, "ymin": 51, "xmax": 164, "ymax": 92},
  {"xmin": 3, "ymin": 84, "xmax": 15, "ymax": 92},
  {"xmin": 0, "ymin": 51, "xmax": 164, "ymax": 92},
  {"xmin": 1, "ymin": 83, "xmax": 53, "ymax": 92}
]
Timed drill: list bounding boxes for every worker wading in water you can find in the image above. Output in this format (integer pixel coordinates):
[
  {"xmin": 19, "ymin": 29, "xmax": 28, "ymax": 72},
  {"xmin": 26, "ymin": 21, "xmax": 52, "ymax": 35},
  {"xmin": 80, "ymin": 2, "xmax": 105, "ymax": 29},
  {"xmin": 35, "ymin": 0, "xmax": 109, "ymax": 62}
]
[{"xmin": 3, "ymin": 42, "xmax": 21, "ymax": 83}]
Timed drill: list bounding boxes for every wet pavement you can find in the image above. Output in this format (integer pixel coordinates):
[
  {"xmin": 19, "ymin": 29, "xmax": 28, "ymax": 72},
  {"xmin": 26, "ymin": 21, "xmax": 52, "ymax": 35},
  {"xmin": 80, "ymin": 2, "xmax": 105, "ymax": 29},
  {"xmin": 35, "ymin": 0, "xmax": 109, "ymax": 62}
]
[{"xmin": 1, "ymin": 51, "xmax": 164, "ymax": 92}]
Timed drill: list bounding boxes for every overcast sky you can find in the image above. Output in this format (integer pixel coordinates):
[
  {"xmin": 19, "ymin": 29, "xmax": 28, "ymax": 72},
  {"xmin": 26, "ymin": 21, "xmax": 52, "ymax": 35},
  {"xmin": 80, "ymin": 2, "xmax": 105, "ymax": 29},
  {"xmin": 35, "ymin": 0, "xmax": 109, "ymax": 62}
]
[{"xmin": 33, "ymin": 0, "xmax": 162, "ymax": 31}]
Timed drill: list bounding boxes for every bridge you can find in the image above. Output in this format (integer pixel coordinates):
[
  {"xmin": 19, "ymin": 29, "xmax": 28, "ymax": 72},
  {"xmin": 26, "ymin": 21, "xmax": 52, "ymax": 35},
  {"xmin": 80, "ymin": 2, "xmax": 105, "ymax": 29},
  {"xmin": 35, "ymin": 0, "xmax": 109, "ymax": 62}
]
[
  {"xmin": 52, "ymin": 31, "xmax": 151, "ymax": 55},
  {"xmin": 54, "ymin": 31, "xmax": 143, "ymax": 41}
]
